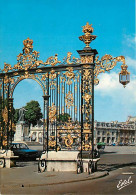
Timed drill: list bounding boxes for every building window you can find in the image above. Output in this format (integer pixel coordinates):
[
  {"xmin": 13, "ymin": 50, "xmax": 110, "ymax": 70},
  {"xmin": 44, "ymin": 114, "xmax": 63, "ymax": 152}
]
[
  {"xmin": 97, "ymin": 137, "xmax": 101, "ymax": 143},
  {"xmin": 102, "ymin": 137, "xmax": 106, "ymax": 142},
  {"xmin": 102, "ymin": 131, "xmax": 105, "ymax": 135},
  {"xmin": 97, "ymin": 131, "xmax": 100, "ymax": 135}
]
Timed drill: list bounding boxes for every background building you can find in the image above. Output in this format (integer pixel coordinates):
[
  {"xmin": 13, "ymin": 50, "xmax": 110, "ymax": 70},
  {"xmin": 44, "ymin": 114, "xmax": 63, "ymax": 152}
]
[
  {"xmin": 94, "ymin": 116, "xmax": 136, "ymax": 145},
  {"xmin": 28, "ymin": 116, "xmax": 136, "ymax": 146}
]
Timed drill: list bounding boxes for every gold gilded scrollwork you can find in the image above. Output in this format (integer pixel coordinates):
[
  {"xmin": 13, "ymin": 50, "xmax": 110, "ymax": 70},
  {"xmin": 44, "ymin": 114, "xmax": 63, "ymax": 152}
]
[
  {"xmin": 36, "ymin": 69, "xmax": 42, "ymax": 73},
  {"xmin": 64, "ymin": 134, "xmax": 73, "ymax": 148},
  {"xmin": 49, "ymin": 69, "xmax": 57, "ymax": 80},
  {"xmin": 82, "ymin": 142, "xmax": 92, "ymax": 151},
  {"xmin": 49, "ymin": 69, "xmax": 57, "ymax": 89},
  {"xmin": 63, "ymin": 52, "xmax": 72, "ymax": 64},
  {"xmin": 83, "ymin": 123, "xmax": 91, "ymax": 133},
  {"xmin": 65, "ymin": 91, "xmax": 74, "ymax": 108},
  {"xmin": 2, "ymin": 107, "xmax": 8, "ymax": 125},
  {"xmin": 2, "ymin": 136, "xmax": 8, "ymax": 147},
  {"xmin": 83, "ymin": 68, "xmax": 91, "ymax": 80},
  {"xmin": 23, "ymin": 38, "xmax": 33, "ymax": 54},
  {"xmin": 49, "ymin": 103, "xmax": 56, "ymax": 122},
  {"xmin": 3, "ymin": 38, "xmax": 62, "ymax": 73},
  {"xmin": 81, "ymin": 56, "xmax": 93, "ymax": 64},
  {"xmin": 94, "ymin": 54, "xmax": 127, "ymax": 85},
  {"xmin": 64, "ymin": 67, "xmax": 75, "ymax": 85},
  {"xmin": 116, "ymin": 56, "xmax": 125, "ymax": 64},
  {"xmin": 41, "ymin": 73, "xmax": 48, "ymax": 81},
  {"xmin": 83, "ymin": 93, "xmax": 91, "ymax": 104},
  {"xmin": 75, "ymin": 106, "xmax": 77, "ymax": 114},
  {"xmin": 3, "ymin": 63, "xmax": 12, "ymax": 73},
  {"xmin": 45, "ymin": 54, "xmax": 61, "ymax": 66},
  {"xmin": 4, "ymin": 75, "xmax": 9, "ymax": 84},
  {"xmin": 48, "ymin": 136, "xmax": 56, "ymax": 147},
  {"xmin": 63, "ymin": 52, "xmax": 81, "ymax": 64}
]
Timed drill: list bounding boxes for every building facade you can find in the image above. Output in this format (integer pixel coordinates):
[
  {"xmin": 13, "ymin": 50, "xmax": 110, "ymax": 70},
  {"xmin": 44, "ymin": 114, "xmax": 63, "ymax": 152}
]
[
  {"xmin": 94, "ymin": 116, "xmax": 136, "ymax": 145},
  {"xmin": 29, "ymin": 116, "xmax": 136, "ymax": 145},
  {"xmin": 28, "ymin": 120, "xmax": 43, "ymax": 144}
]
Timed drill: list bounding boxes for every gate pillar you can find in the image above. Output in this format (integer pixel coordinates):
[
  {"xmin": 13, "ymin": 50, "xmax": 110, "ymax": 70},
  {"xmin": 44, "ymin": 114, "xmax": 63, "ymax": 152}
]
[
  {"xmin": 77, "ymin": 22, "xmax": 98, "ymax": 158},
  {"xmin": 77, "ymin": 48, "xmax": 98, "ymax": 156}
]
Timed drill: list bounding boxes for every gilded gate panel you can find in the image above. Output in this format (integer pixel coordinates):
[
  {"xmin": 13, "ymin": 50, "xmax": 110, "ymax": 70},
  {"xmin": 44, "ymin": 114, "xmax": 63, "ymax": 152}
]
[{"xmin": 0, "ymin": 24, "xmax": 129, "ymax": 150}]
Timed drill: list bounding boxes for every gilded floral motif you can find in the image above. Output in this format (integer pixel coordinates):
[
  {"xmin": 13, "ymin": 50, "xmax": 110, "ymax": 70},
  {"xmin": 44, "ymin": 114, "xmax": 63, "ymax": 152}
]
[
  {"xmin": 64, "ymin": 67, "xmax": 75, "ymax": 85},
  {"xmin": 64, "ymin": 134, "xmax": 73, "ymax": 148},
  {"xmin": 65, "ymin": 91, "xmax": 74, "ymax": 108},
  {"xmin": 49, "ymin": 103, "xmax": 56, "ymax": 122},
  {"xmin": 2, "ymin": 107, "xmax": 8, "ymax": 125}
]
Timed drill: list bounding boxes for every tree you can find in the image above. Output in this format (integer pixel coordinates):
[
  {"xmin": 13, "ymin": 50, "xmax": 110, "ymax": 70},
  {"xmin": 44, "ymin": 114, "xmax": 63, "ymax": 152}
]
[
  {"xmin": 24, "ymin": 100, "xmax": 42, "ymax": 127},
  {"xmin": 57, "ymin": 113, "xmax": 70, "ymax": 122},
  {"xmin": 13, "ymin": 109, "xmax": 19, "ymax": 124}
]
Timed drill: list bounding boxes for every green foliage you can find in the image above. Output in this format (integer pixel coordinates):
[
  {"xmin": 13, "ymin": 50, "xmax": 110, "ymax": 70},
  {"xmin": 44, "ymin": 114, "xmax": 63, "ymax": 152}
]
[
  {"xmin": 24, "ymin": 100, "xmax": 43, "ymax": 126},
  {"xmin": 13, "ymin": 109, "xmax": 19, "ymax": 124},
  {"xmin": 57, "ymin": 113, "xmax": 70, "ymax": 122}
]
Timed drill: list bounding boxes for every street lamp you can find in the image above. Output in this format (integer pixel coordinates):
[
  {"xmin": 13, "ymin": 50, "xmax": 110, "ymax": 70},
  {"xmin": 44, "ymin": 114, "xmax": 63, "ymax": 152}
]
[{"xmin": 119, "ymin": 64, "xmax": 130, "ymax": 87}]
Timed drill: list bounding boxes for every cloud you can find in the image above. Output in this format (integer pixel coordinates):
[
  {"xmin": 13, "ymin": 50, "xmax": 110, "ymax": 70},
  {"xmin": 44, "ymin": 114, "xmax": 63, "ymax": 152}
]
[
  {"xmin": 95, "ymin": 72, "xmax": 121, "ymax": 93},
  {"xmin": 95, "ymin": 71, "xmax": 136, "ymax": 106},
  {"xmin": 125, "ymin": 56, "xmax": 136, "ymax": 70},
  {"xmin": 123, "ymin": 34, "xmax": 136, "ymax": 49}
]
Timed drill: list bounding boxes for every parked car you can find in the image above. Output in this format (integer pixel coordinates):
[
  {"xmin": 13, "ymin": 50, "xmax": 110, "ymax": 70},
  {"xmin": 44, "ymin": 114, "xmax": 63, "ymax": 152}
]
[
  {"xmin": 124, "ymin": 143, "xmax": 129, "ymax": 146},
  {"xmin": 10, "ymin": 142, "xmax": 42, "ymax": 160},
  {"xmin": 129, "ymin": 143, "xmax": 135, "ymax": 146},
  {"xmin": 118, "ymin": 142, "xmax": 124, "ymax": 146},
  {"xmin": 112, "ymin": 143, "xmax": 116, "ymax": 146}
]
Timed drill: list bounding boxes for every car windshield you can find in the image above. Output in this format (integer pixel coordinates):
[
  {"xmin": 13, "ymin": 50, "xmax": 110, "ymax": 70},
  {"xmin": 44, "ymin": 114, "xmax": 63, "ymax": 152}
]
[
  {"xmin": 11, "ymin": 143, "xmax": 29, "ymax": 149},
  {"xmin": 19, "ymin": 143, "xmax": 29, "ymax": 149}
]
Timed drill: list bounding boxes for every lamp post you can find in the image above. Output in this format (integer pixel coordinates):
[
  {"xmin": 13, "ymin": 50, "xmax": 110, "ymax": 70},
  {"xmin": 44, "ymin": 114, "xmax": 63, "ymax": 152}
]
[{"xmin": 78, "ymin": 22, "xmax": 130, "ymax": 170}]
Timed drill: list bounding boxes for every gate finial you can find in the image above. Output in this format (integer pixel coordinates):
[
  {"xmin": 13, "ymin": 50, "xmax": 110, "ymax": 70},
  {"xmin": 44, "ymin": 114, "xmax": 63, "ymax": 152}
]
[
  {"xmin": 23, "ymin": 38, "xmax": 33, "ymax": 54},
  {"xmin": 79, "ymin": 22, "xmax": 97, "ymax": 48}
]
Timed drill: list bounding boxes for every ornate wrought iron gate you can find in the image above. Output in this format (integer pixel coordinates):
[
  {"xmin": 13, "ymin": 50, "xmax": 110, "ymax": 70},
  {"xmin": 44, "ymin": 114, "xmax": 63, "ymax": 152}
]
[{"xmin": 0, "ymin": 23, "xmax": 129, "ymax": 154}]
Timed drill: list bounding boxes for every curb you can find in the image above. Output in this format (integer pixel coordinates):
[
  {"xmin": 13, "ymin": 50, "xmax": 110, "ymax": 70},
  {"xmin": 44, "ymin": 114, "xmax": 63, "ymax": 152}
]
[{"xmin": 21, "ymin": 171, "xmax": 109, "ymax": 188}]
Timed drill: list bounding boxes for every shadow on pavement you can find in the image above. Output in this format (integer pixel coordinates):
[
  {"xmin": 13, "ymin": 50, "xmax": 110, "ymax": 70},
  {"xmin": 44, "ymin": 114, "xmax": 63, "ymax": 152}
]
[
  {"xmin": 100, "ymin": 151, "xmax": 117, "ymax": 155},
  {"xmin": 98, "ymin": 162, "xmax": 136, "ymax": 172},
  {"xmin": 16, "ymin": 160, "xmax": 37, "ymax": 167}
]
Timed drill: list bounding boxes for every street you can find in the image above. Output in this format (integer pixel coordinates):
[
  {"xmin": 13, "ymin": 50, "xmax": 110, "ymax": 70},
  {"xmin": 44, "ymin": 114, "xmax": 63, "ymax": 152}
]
[
  {"xmin": 43, "ymin": 166, "xmax": 136, "ymax": 194},
  {"xmin": 1, "ymin": 163, "xmax": 136, "ymax": 194},
  {"xmin": 0, "ymin": 146, "xmax": 136, "ymax": 194}
]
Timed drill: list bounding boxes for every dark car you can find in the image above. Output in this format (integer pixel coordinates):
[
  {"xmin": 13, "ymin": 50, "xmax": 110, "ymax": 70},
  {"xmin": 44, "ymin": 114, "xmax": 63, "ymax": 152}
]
[
  {"xmin": 112, "ymin": 143, "xmax": 116, "ymax": 146},
  {"xmin": 118, "ymin": 142, "xmax": 124, "ymax": 146},
  {"xmin": 129, "ymin": 143, "xmax": 135, "ymax": 146},
  {"xmin": 10, "ymin": 142, "xmax": 42, "ymax": 160}
]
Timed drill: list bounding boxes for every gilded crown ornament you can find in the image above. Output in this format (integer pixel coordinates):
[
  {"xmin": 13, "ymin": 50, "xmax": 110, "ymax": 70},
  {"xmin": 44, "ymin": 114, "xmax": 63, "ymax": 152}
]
[
  {"xmin": 79, "ymin": 22, "xmax": 97, "ymax": 48},
  {"xmin": 23, "ymin": 37, "xmax": 33, "ymax": 54}
]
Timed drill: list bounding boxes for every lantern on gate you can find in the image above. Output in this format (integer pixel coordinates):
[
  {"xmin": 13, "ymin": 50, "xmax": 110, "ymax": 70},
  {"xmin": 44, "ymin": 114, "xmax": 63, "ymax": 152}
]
[{"xmin": 119, "ymin": 64, "xmax": 130, "ymax": 88}]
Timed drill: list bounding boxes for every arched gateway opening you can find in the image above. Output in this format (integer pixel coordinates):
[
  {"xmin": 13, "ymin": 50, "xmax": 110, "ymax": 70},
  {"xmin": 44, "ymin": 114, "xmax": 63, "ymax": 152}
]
[
  {"xmin": 0, "ymin": 37, "xmax": 86, "ymax": 152},
  {"xmin": 12, "ymin": 78, "xmax": 44, "ymax": 143}
]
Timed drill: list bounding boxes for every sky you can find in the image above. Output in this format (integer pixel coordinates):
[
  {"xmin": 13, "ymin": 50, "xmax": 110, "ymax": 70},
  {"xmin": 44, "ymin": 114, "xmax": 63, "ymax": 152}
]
[{"xmin": 0, "ymin": 0, "xmax": 135, "ymax": 122}]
